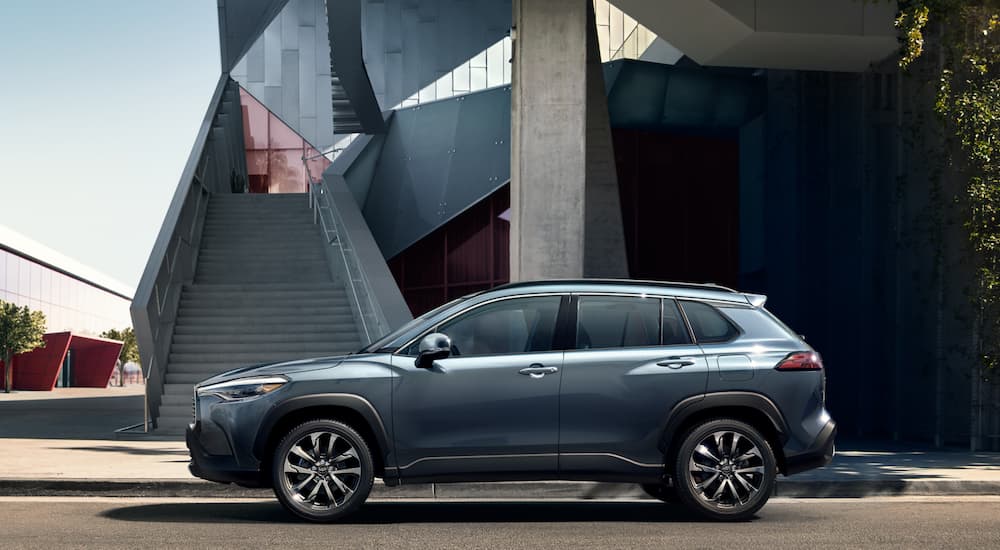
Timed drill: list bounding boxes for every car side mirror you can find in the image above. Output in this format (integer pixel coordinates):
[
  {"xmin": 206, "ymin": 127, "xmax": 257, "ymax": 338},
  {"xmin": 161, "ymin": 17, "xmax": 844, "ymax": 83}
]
[{"xmin": 415, "ymin": 333, "xmax": 452, "ymax": 368}]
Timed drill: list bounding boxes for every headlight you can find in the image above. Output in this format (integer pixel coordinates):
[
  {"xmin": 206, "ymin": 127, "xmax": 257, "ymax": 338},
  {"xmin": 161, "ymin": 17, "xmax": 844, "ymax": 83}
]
[{"xmin": 197, "ymin": 376, "xmax": 288, "ymax": 401}]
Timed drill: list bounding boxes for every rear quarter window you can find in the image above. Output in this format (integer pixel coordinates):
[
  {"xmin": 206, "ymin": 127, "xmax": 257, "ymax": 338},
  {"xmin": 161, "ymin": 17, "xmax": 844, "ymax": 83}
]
[
  {"xmin": 679, "ymin": 300, "xmax": 739, "ymax": 343},
  {"xmin": 720, "ymin": 307, "xmax": 800, "ymax": 340}
]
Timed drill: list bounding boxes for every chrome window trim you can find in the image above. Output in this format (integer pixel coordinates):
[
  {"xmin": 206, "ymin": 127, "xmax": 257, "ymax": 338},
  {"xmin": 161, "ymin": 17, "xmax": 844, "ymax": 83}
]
[{"xmin": 393, "ymin": 292, "xmax": 568, "ymax": 355}]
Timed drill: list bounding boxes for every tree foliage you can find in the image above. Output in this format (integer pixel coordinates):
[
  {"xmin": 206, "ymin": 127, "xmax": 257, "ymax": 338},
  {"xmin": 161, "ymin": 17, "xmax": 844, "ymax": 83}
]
[
  {"xmin": 100, "ymin": 327, "xmax": 140, "ymax": 366},
  {"xmin": 896, "ymin": 0, "xmax": 1000, "ymax": 370},
  {"xmin": 0, "ymin": 300, "xmax": 47, "ymax": 392}
]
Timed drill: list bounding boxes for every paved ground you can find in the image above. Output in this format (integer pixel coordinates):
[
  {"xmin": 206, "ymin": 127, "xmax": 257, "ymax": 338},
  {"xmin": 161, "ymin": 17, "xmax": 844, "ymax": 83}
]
[
  {"xmin": 0, "ymin": 496, "xmax": 998, "ymax": 549},
  {"xmin": 0, "ymin": 386, "xmax": 144, "ymax": 439},
  {"xmin": 2, "ymin": 387, "xmax": 999, "ymax": 498}
]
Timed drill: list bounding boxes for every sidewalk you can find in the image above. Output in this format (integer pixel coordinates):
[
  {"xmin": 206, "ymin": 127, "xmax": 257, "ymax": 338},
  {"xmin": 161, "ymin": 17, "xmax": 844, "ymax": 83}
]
[{"xmin": 1, "ymin": 388, "xmax": 999, "ymax": 498}]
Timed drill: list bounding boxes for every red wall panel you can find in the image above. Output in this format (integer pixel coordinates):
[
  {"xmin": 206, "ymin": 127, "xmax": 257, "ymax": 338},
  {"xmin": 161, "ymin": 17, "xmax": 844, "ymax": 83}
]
[
  {"xmin": 7, "ymin": 332, "xmax": 72, "ymax": 391},
  {"xmin": 388, "ymin": 185, "xmax": 510, "ymax": 315},
  {"xmin": 69, "ymin": 335, "xmax": 123, "ymax": 388}
]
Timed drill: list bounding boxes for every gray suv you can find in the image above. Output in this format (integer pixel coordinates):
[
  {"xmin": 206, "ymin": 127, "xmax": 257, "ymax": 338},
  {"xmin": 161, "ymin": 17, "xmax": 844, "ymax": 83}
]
[{"xmin": 186, "ymin": 279, "xmax": 836, "ymax": 521}]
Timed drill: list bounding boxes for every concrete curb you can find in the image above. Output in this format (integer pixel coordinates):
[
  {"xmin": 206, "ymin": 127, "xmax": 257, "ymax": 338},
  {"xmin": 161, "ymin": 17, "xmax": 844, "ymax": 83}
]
[{"xmin": 1, "ymin": 478, "xmax": 998, "ymax": 499}]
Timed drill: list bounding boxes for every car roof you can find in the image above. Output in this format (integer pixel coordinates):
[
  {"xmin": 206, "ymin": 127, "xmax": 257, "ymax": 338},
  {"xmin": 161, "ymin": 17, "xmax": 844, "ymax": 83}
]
[{"xmin": 482, "ymin": 279, "xmax": 751, "ymax": 304}]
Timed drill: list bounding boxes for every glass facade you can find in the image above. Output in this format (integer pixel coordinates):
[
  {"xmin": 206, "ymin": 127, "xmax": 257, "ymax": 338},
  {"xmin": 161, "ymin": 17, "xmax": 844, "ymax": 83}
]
[
  {"xmin": 240, "ymin": 87, "xmax": 332, "ymax": 193},
  {"xmin": 0, "ymin": 249, "xmax": 132, "ymax": 336},
  {"xmin": 594, "ymin": 0, "xmax": 658, "ymax": 62},
  {"xmin": 395, "ymin": 36, "xmax": 513, "ymax": 109}
]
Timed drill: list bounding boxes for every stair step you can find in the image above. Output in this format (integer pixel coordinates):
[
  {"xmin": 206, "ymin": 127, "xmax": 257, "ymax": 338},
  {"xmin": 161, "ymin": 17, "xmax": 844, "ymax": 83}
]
[
  {"xmin": 159, "ymin": 405, "xmax": 193, "ymax": 419},
  {"xmin": 170, "ymin": 341, "xmax": 357, "ymax": 354},
  {"xmin": 175, "ymin": 316, "xmax": 355, "ymax": 328},
  {"xmin": 163, "ymin": 383, "xmax": 195, "ymax": 395},
  {"xmin": 179, "ymin": 297, "xmax": 349, "ymax": 309},
  {"xmin": 169, "ymin": 350, "xmax": 352, "ymax": 364},
  {"xmin": 194, "ymin": 276, "xmax": 333, "ymax": 284},
  {"xmin": 161, "ymin": 393, "xmax": 193, "ymax": 406},
  {"xmin": 172, "ymin": 332, "xmax": 356, "ymax": 344},
  {"xmin": 177, "ymin": 305, "xmax": 348, "ymax": 316},
  {"xmin": 178, "ymin": 293, "xmax": 347, "ymax": 303},
  {"xmin": 173, "ymin": 322, "xmax": 358, "ymax": 335},
  {"xmin": 181, "ymin": 284, "xmax": 344, "ymax": 292}
]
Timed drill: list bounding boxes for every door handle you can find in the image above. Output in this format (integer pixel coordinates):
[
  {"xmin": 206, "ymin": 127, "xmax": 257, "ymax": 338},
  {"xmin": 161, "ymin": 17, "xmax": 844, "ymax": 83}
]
[
  {"xmin": 519, "ymin": 365, "xmax": 558, "ymax": 378},
  {"xmin": 657, "ymin": 358, "xmax": 696, "ymax": 369}
]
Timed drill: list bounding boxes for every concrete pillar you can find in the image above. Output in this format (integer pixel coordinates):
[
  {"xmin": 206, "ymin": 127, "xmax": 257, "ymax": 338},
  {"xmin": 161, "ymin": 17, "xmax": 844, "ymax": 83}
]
[
  {"xmin": 583, "ymin": 1, "xmax": 629, "ymax": 278},
  {"xmin": 510, "ymin": 0, "xmax": 628, "ymax": 281},
  {"xmin": 511, "ymin": 0, "xmax": 588, "ymax": 281}
]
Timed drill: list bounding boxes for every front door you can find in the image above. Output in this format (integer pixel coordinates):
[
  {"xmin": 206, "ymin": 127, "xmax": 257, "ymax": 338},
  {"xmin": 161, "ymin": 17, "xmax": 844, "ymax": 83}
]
[
  {"xmin": 558, "ymin": 295, "xmax": 709, "ymax": 477},
  {"xmin": 391, "ymin": 295, "xmax": 565, "ymax": 480}
]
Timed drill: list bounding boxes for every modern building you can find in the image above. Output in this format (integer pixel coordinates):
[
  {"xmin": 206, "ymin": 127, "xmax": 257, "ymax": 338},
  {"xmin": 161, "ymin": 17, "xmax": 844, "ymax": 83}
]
[
  {"xmin": 134, "ymin": 0, "xmax": 1000, "ymax": 448},
  {"xmin": 0, "ymin": 225, "xmax": 131, "ymax": 390}
]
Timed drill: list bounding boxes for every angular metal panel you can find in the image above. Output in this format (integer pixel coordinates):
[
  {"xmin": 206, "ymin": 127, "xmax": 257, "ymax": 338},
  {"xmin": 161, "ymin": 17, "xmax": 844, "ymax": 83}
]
[
  {"xmin": 281, "ymin": 50, "xmax": 301, "ymax": 123},
  {"xmin": 361, "ymin": 86, "xmax": 511, "ymax": 259},
  {"xmin": 217, "ymin": 0, "xmax": 290, "ymax": 71}
]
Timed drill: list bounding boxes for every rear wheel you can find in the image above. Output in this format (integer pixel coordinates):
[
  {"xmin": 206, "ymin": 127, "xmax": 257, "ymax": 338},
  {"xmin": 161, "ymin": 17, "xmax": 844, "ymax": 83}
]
[
  {"xmin": 673, "ymin": 418, "xmax": 776, "ymax": 521},
  {"xmin": 272, "ymin": 419, "xmax": 374, "ymax": 522}
]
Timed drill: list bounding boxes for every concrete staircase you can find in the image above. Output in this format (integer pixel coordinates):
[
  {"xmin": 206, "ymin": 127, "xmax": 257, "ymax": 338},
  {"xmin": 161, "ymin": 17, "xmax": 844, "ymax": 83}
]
[{"xmin": 155, "ymin": 193, "xmax": 362, "ymax": 434}]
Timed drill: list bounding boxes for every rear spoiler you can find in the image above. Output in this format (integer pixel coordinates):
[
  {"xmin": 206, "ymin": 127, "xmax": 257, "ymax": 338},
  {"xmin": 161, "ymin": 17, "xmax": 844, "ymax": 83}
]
[{"xmin": 744, "ymin": 293, "xmax": 767, "ymax": 308}]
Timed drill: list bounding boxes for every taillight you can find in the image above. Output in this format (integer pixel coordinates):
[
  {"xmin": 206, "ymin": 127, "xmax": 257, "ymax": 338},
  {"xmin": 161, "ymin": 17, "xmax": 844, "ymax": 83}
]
[{"xmin": 775, "ymin": 351, "xmax": 823, "ymax": 371}]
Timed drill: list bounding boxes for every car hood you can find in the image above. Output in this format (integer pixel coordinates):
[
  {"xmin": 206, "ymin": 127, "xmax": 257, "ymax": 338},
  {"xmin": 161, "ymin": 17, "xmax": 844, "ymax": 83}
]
[{"xmin": 195, "ymin": 354, "xmax": 367, "ymax": 387}]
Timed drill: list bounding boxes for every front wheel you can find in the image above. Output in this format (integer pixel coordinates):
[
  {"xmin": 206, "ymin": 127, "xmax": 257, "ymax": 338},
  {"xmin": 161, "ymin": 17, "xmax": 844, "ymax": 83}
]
[
  {"xmin": 673, "ymin": 418, "xmax": 776, "ymax": 521},
  {"xmin": 272, "ymin": 419, "xmax": 374, "ymax": 522}
]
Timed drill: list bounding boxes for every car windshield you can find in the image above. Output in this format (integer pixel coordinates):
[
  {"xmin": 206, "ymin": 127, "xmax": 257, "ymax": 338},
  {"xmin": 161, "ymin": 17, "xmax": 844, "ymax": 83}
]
[{"xmin": 357, "ymin": 298, "xmax": 465, "ymax": 353}]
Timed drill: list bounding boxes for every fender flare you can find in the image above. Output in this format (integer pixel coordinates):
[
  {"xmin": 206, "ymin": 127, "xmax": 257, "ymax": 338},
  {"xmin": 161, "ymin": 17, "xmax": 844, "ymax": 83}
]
[
  {"xmin": 252, "ymin": 393, "xmax": 391, "ymax": 463},
  {"xmin": 660, "ymin": 391, "xmax": 789, "ymax": 452}
]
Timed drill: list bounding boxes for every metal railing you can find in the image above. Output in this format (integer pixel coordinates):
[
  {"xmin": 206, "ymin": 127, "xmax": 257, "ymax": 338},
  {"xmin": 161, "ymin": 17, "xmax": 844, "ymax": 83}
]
[
  {"xmin": 132, "ymin": 76, "xmax": 248, "ymax": 431},
  {"xmin": 305, "ymin": 172, "xmax": 390, "ymax": 344}
]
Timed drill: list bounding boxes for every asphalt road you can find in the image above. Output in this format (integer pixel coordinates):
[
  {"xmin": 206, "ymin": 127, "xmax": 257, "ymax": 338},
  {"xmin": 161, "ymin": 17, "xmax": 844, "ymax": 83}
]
[{"xmin": 2, "ymin": 496, "xmax": 999, "ymax": 549}]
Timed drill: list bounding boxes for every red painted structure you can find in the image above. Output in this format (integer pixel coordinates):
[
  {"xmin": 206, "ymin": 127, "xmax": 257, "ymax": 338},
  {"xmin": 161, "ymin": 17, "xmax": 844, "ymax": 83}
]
[
  {"xmin": 388, "ymin": 185, "xmax": 510, "ymax": 316},
  {"xmin": 0, "ymin": 332, "xmax": 123, "ymax": 391}
]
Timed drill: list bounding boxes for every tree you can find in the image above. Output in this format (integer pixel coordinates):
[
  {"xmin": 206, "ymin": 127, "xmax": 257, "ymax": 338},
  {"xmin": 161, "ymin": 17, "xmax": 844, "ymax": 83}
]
[
  {"xmin": 100, "ymin": 327, "xmax": 140, "ymax": 387},
  {"xmin": 0, "ymin": 300, "xmax": 47, "ymax": 393},
  {"xmin": 894, "ymin": 1, "xmax": 1000, "ymax": 370}
]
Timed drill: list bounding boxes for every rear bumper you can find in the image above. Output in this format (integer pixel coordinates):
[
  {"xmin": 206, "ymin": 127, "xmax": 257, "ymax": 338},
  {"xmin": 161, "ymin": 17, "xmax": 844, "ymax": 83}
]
[
  {"xmin": 783, "ymin": 419, "xmax": 837, "ymax": 476},
  {"xmin": 186, "ymin": 422, "xmax": 265, "ymax": 487}
]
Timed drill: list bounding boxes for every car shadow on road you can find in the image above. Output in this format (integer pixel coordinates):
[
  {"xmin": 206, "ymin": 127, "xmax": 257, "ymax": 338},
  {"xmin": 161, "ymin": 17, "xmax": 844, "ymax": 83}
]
[{"xmin": 101, "ymin": 500, "xmax": 747, "ymax": 524}]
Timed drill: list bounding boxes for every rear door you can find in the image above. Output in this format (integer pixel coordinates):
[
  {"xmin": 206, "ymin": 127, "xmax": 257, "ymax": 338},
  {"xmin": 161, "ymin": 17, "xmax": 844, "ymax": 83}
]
[{"xmin": 558, "ymin": 295, "xmax": 709, "ymax": 477}]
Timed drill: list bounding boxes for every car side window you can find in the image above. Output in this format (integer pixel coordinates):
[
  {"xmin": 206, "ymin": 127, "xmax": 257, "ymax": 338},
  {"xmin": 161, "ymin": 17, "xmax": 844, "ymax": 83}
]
[
  {"xmin": 576, "ymin": 295, "xmax": 660, "ymax": 349},
  {"xmin": 679, "ymin": 300, "xmax": 739, "ymax": 343},
  {"xmin": 662, "ymin": 299, "xmax": 692, "ymax": 345},
  {"xmin": 430, "ymin": 296, "xmax": 562, "ymax": 357}
]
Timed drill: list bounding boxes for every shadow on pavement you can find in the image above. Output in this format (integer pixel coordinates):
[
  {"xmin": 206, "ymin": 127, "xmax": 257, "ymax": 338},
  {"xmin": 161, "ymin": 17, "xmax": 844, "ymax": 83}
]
[
  {"xmin": 0, "ymin": 394, "xmax": 143, "ymax": 440},
  {"xmin": 61, "ymin": 445, "xmax": 189, "ymax": 457},
  {"xmin": 101, "ymin": 501, "xmax": 742, "ymax": 525}
]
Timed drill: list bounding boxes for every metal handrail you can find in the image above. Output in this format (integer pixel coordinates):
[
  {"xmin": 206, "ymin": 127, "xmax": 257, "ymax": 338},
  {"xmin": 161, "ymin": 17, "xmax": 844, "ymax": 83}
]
[{"xmin": 305, "ymin": 174, "xmax": 388, "ymax": 344}]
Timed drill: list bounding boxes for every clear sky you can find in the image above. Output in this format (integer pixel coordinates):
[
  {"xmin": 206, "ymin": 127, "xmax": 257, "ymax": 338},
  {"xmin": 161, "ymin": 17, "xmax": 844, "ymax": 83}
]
[{"xmin": 0, "ymin": 0, "xmax": 221, "ymax": 290}]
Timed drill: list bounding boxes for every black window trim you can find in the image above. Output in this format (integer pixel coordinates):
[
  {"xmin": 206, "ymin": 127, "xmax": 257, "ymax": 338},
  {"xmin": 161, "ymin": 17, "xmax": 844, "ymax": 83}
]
[
  {"xmin": 677, "ymin": 298, "xmax": 744, "ymax": 345},
  {"xmin": 661, "ymin": 297, "xmax": 695, "ymax": 346},
  {"xmin": 393, "ymin": 292, "xmax": 570, "ymax": 356},
  {"xmin": 570, "ymin": 292, "xmax": 683, "ymax": 351}
]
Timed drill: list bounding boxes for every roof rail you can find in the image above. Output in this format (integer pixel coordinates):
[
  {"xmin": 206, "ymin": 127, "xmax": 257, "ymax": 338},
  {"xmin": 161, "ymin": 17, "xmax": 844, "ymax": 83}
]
[{"xmin": 492, "ymin": 279, "xmax": 739, "ymax": 293}]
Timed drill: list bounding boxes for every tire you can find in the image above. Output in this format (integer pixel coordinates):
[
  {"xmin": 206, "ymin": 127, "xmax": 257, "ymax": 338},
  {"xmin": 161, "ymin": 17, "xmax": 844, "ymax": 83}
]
[
  {"xmin": 272, "ymin": 419, "xmax": 375, "ymax": 522},
  {"xmin": 673, "ymin": 418, "xmax": 776, "ymax": 521},
  {"xmin": 640, "ymin": 483, "xmax": 676, "ymax": 503}
]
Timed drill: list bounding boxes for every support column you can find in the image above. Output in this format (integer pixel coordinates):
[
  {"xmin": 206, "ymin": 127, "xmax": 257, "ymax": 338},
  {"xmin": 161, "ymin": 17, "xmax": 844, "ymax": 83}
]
[
  {"xmin": 510, "ymin": 0, "xmax": 589, "ymax": 281},
  {"xmin": 511, "ymin": 0, "xmax": 628, "ymax": 281}
]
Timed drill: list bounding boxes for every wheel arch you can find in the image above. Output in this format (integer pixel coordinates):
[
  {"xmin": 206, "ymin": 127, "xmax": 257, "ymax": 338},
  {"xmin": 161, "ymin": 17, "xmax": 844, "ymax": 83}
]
[
  {"xmin": 254, "ymin": 393, "xmax": 392, "ymax": 479},
  {"xmin": 660, "ymin": 392, "xmax": 789, "ymax": 475}
]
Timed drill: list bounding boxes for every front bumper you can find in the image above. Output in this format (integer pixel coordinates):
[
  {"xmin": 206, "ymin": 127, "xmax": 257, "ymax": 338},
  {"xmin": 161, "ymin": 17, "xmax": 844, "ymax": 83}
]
[
  {"xmin": 783, "ymin": 419, "xmax": 837, "ymax": 476},
  {"xmin": 186, "ymin": 422, "xmax": 265, "ymax": 487}
]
